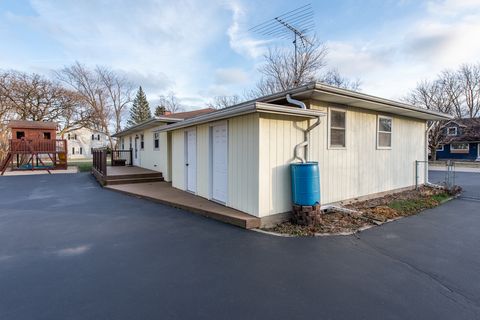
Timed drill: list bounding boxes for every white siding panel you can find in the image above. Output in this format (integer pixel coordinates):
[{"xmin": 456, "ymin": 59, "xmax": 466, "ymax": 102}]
[
  {"xmin": 258, "ymin": 102, "xmax": 426, "ymax": 216},
  {"xmin": 171, "ymin": 130, "xmax": 185, "ymax": 190},
  {"xmin": 227, "ymin": 114, "xmax": 260, "ymax": 216},
  {"xmin": 196, "ymin": 124, "xmax": 210, "ymax": 198}
]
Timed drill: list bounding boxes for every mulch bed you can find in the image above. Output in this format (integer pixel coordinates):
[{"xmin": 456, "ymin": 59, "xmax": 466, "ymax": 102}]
[{"xmin": 264, "ymin": 186, "xmax": 461, "ymax": 236}]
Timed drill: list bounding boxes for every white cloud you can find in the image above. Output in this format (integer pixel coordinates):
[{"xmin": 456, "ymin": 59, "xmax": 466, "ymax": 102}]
[
  {"xmin": 226, "ymin": 1, "xmax": 267, "ymax": 59},
  {"xmin": 324, "ymin": 0, "xmax": 480, "ymax": 99},
  {"xmin": 214, "ymin": 67, "xmax": 249, "ymax": 85},
  {"xmin": 3, "ymin": 0, "xmax": 228, "ymax": 107}
]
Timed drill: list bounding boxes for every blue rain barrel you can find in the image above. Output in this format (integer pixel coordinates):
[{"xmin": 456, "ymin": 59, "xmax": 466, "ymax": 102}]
[{"xmin": 290, "ymin": 162, "xmax": 320, "ymax": 206}]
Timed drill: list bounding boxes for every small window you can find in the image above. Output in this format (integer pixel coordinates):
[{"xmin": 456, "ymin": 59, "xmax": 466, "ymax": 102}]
[
  {"xmin": 140, "ymin": 134, "xmax": 144, "ymax": 149},
  {"xmin": 121, "ymin": 138, "xmax": 125, "ymax": 150},
  {"xmin": 450, "ymin": 143, "xmax": 469, "ymax": 153},
  {"xmin": 154, "ymin": 132, "xmax": 160, "ymax": 150},
  {"xmin": 74, "ymin": 134, "xmax": 77, "ymax": 140},
  {"xmin": 436, "ymin": 145, "xmax": 444, "ymax": 151},
  {"xmin": 329, "ymin": 109, "xmax": 346, "ymax": 148},
  {"xmin": 377, "ymin": 116, "xmax": 392, "ymax": 149},
  {"xmin": 447, "ymin": 127, "xmax": 457, "ymax": 136},
  {"xmin": 68, "ymin": 133, "xmax": 71, "ymax": 140},
  {"xmin": 129, "ymin": 137, "xmax": 132, "ymax": 149},
  {"xmin": 16, "ymin": 131, "xmax": 25, "ymax": 139},
  {"xmin": 72, "ymin": 147, "xmax": 75, "ymax": 154},
  {"xmin": 91, "ymin": 134, "xmax": 94, "ymax": 140},
  {"xmin": 43, "ymin": 132, "xmax": 51, "ymax": 140},
  {"xmin": 80, "ymin": 147, "xmax": 83, "ymax": 155},
  {"xmin": 97, "ymin": 134, "xmax": 100, "ymax": 140}
]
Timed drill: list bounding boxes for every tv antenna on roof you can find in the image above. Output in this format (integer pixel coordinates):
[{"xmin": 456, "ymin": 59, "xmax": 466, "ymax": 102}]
[{"xmin": 249, "ymin": 4, "xmax": 315, "ymax": 84}]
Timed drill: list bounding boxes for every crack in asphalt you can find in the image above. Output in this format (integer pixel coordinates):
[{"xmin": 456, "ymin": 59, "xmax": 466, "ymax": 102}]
[{"xmin": 353, "ymin": 235, "xmax": 480, "ymax": 316}]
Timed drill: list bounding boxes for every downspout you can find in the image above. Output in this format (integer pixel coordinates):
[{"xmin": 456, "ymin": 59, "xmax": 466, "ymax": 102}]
[{"xmin": 287, "ymin": 94, "xmax": 322, "ymax": 163}]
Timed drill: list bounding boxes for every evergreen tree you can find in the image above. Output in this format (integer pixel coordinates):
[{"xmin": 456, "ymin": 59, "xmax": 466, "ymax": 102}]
[
  {"xmin": 154, "ymin": 105, "xmax": 167, "ymax": 117},
  {"xmin": 127, "ymin": 86, "xmax": 151, "ymax": 126}
]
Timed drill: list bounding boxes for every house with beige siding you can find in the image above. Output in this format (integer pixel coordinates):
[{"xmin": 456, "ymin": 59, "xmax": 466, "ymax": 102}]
[
  {"xmin": 113, "ymin": 82, "xmax": 451, "ymax": 223},
  {"xmin": 112, "ymin": 109, "xmax": 215, "ymax": 181}
]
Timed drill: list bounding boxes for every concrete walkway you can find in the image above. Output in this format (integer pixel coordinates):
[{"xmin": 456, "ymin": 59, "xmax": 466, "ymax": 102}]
[{"xmin": 107, "ymin": 181, "xmax": 261, "ymax": 229}]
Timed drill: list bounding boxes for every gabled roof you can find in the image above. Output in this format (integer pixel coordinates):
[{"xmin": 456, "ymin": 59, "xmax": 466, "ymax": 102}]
[
  {"xmin": 8, "ymin": 120, "xmax": 57, "ymax": 130},
  {"xmin": 441, "ymin": 118, "xmax": 480, "ymax": 143},
  {"xmin": 162, "ymin": 108, "xmax": 216, "ymax": 119},
  {"xmin": 252, "ymin": 82, "xmax": 452, "ymax": 121},
  {"xmin": 112, "ymin": 108, "xmax": 215, "ymax": 137},
  {"xmin": 156, "ymin": 102, "xmax": 326, "ymax": 132}
]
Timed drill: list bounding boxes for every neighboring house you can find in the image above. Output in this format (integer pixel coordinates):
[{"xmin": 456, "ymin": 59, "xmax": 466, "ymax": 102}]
[
  {"xmin": 436, "ymin": 118, "xmax": 480, "ymax": 161},
  {"xmin": 112, "ymin": 108, "xmax": 215, "ymax": 180},
  {"xmin": 113, "ymin": 82, "xmax": 451, "ymax": 222},
  {"xmin": 60, "ymin": 128, "xmax": 109, "ymax": 160}
]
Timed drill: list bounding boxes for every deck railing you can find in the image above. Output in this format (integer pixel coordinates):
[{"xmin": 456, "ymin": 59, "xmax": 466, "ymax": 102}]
[
  {"xmin": 111, "ymin": 149, "xmax": 133, "ymax": 166},
  {"xmin": 10, "ymin": 139, "xmax": 67, "ymax": 154},
  {"xmin": 92, "ymin": 149, "xmax": 107, "ymax": 176}
]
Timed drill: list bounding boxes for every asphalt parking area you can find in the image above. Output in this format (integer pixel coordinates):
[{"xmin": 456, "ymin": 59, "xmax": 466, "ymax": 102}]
[{"xmin": 0, "ymin": 172, "xmax": 479, "ymax": 319}]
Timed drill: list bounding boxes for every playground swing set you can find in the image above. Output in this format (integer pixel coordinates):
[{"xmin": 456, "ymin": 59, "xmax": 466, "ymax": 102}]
[{"xmin": 1, "ymin": 120, "xmax": 68, "ymax": 175}]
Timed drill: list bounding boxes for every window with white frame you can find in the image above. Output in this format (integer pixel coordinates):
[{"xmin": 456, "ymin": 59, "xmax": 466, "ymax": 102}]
[
  {"xmin": 153, "ymin": 132, "xmax": 160, "ymax": 150},
  {"xmin": 129, "ymin": 136, "xmax": 132, "ymax": 149},
  {"xmin": 329, "ymin": 108, "xmax": 346, "ymax": 148},
  {"xmin": 140, "ymin": 134, "xmax": 144, "ymax": 149},
  {"xmin": 121, "ymin": 137, "xmax": 125, "ymax": 150},
  {"xmin": 447, "ymin": 127, "xmax": 457, "ymax": 136},
  {"xmin": 436, "ymin": 145, "xmax": 444, "ymax": 151},
  {"xmin": 377, "ymin": 115, "xmax": 392, "ymax": 148},
  {"xmin": 450, "ymin": 143, "xmax": 469, "ymax": 153}
]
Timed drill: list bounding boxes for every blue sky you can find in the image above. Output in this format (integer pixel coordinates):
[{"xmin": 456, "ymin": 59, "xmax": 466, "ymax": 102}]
[{"xmin": 1, "ymin": 0, "xmax": 480, "ymax": 109}]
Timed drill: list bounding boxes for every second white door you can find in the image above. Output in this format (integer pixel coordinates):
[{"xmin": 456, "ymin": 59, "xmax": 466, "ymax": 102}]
[
  {"xmin": 212, "ymin": 124, "xmax": 228, "ymax": 203},
  {"xmin": 186, "ymin": 129, "xmax": 197, "ymax": 193}
]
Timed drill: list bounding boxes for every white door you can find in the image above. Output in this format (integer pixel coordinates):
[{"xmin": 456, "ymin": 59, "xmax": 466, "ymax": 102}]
[
  {"xmin": 212, "ymin": 124, "xmax": 228, "ymax": 203},
  {"xmin": 133, "ymin": 136, "xmax": 140, "ymax": 166},
  {"xmin": 185, "ymin": 129, "xmax": 197, "ymax": 193}
]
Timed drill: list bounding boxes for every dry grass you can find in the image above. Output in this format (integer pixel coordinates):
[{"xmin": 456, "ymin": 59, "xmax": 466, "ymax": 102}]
[{"xmin": 265, "ymin": 186, "xmax": 459, "ymax": 236}]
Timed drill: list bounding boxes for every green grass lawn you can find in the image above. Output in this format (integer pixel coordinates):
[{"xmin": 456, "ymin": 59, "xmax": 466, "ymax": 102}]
[{"xmin": 69, "ymin": 161, "xmax": 93, "ymax": 172}]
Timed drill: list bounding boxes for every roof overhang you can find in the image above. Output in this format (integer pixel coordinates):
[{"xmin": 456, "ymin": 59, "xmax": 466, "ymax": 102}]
[
  {"xmin": 255, "ymin": 82, "xmax": 453, "ymax": 121},
  {"xmin": 112, "ymin": 117, "xmax": 183, "ymax": 137},
  {"xmin": 156, "ymin": 102, "xmax": 326, "ymax": 132}
]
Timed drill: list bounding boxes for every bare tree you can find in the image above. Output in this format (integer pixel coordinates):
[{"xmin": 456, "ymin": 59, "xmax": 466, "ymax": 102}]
[
  {"xmin": 207, "ymin": 95, "xmax": 241, "ymax": 109},
  {"xmin": 56, "ymin": 62, "xmax": 115, "ymax": 147},
  {"xmin": 157, "ymin": 91, "xmax": 184, "ymax": 113},
  {"xmin": 0, "ymin": 70, "xmax": 86, "ymax": 133},
  {"xmin": 405, "ymin": 79, "xmax": 456, "ymax": 160},
  {"xmin": 251, "ymin": 39, "xmax": 328, "ymax": 97},
  {"xmin": 457, "ymin": 64, "xmax": 480, "ymax": 118},
  {"xmin": 97, "ymin": 67, "xmax": 133, "ymax": 133},
  {"xmin": 320, "ymin": 68, "xmax": 361, "ymax": 91}
]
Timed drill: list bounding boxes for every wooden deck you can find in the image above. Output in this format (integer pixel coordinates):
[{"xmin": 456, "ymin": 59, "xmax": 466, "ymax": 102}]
[
  {"xmin": 106, "ymin": 181, "xmax": 261, "ymax": 229},
  {"xmin": 92, "ymin": 166, "xmax": 164, "ymax": 186}
]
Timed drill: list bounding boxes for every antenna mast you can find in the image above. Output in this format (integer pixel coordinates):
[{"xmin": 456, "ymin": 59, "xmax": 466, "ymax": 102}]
[{"xmin": 250, "ymin": 4, "xmax": 315, "ymax": 86}]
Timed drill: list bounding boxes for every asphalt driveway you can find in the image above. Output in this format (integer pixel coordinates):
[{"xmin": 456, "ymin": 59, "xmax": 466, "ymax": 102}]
[{"xmin": 0, "ymin": 172, "xmax": 479, "ymax": 319}]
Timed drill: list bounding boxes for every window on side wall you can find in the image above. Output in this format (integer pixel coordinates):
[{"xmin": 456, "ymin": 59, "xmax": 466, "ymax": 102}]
[
  {"xmin": 450, "ymin": 143, "xmax": 469, "ymax": 153},
  {"xmin": 377, "ymin": 115, "xmax": 392, "ymax": 149},
  {"xmin": 154, "ymin": 132, "xmax": 160, "ymax": 150},
  {"xmin": 329, "ymin": 108, "xmax": 346, "ymax": 148},
  {"xmin": 121, "ymin": 138, "xmax": 125, "ymax": 150},
  {"xmin": 140, "ymin": 134, "xmax": 144, "ymax": 149}
]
